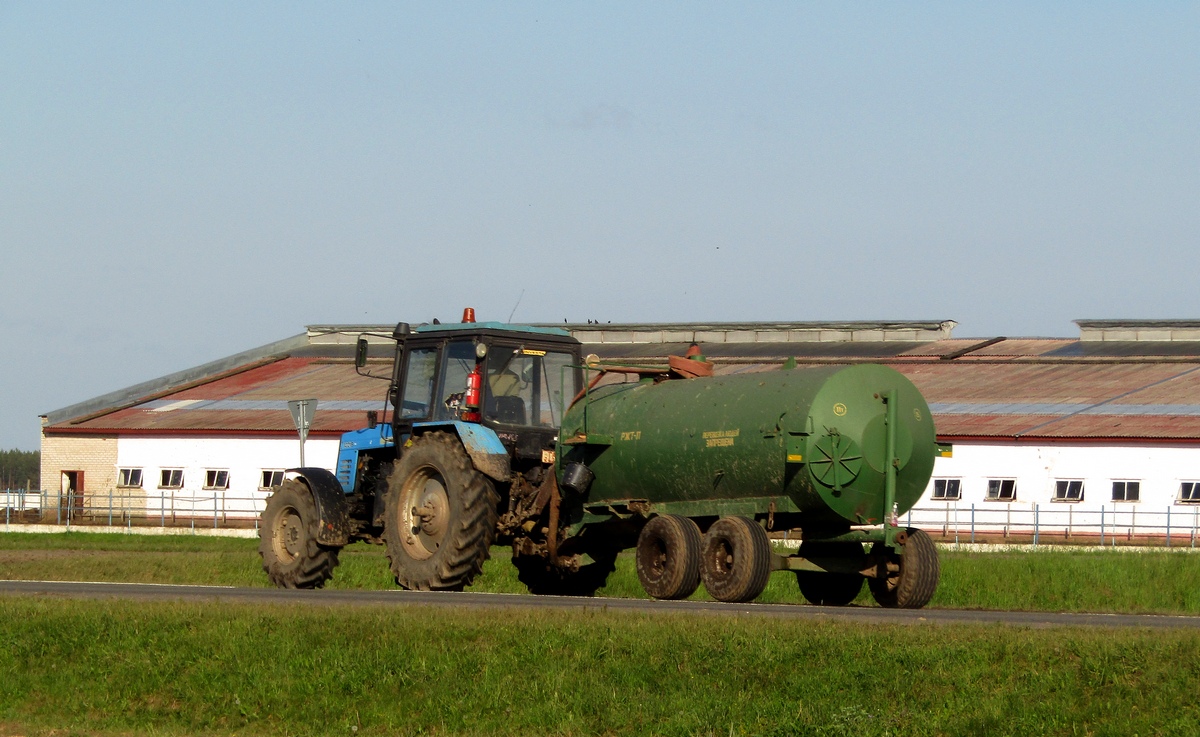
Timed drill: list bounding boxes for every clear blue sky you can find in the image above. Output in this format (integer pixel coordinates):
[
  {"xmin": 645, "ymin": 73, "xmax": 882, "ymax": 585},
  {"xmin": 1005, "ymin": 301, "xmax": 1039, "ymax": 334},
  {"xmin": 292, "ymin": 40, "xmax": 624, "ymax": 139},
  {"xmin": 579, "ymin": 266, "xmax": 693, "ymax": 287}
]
[{"xmin": 2, "ymin": 3, "xmax": 1197, "ymax": 450}]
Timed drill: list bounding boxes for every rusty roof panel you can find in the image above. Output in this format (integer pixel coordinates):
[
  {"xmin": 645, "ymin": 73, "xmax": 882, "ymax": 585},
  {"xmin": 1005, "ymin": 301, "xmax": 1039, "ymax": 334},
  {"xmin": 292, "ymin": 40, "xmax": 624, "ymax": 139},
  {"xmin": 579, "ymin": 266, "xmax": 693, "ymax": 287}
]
[
  {"xmin": 894, "ymin": 363, "xmax": 1200, "ymax": 405},
  {"xmin": 59, "ymin": 409, "xmax": 380, "ymax": 434},
  {"xmin": 162, "ymin": 358, "xmax": 320, "ymax": 401},
  {"xmin": 44, "ymin": 339, "xmax": 1200, "ymax": 441}
]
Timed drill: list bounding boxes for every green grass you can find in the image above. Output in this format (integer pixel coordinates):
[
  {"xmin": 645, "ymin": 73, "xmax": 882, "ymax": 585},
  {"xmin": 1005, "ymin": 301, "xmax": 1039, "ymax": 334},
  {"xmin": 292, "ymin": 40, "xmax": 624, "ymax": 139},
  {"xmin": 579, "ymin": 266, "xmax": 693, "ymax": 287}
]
[
  {"xmin": 1, "ymin": 597, "xmax": 1199, "ymax": 736},
  {"xmin": 4, "ymin": 535, "xmax": 1200, "ymax": 735},
  {"xmin": 6, "ymin": 532, "xmax": 1200, "ymax": 614}
]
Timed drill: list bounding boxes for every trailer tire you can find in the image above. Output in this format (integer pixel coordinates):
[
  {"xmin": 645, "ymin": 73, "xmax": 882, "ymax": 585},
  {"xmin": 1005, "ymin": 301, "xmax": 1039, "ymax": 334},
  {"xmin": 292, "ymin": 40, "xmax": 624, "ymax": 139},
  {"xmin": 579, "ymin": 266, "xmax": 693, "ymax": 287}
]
[
  {"xmin": 796, "ymin": 541, "xmax": 865, "ymax": 606},
  {"xmin": 868, "ymin": 528, "xmax": 939, "ymax": 609},
  {"xmin": 383, "ymin": 432, "xmax": 499, "ymax": 591},
  {"xmin": 259, "ymin": 480, "xmax": 341, "ymax": 589},
  {"xmin": 699, "ymin": 516, "xmax": 772, "ymax": 603},
  {"xmin": 797, "ymin": 572, "xmax": 864, "ymax": 606},
  {"xmin": 636, "ymin": 515, "xmax": 702, "ymax": 600}
]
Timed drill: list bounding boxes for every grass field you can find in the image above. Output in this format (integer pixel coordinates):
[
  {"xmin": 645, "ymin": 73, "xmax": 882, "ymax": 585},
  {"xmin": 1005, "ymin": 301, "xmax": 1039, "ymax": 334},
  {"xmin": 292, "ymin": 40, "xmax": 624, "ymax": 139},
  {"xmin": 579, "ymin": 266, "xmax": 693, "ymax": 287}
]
[
  {"xmin": 2, "ymin": 596, "xmax": 1200, "ymax": 737},
  {"xmin": 4, "ymin": 532, "xmax": 1200, "ymax": 735},
  {"xmin": 5, "ymin": 531, "xmax": 1200, "ymax": 614}
]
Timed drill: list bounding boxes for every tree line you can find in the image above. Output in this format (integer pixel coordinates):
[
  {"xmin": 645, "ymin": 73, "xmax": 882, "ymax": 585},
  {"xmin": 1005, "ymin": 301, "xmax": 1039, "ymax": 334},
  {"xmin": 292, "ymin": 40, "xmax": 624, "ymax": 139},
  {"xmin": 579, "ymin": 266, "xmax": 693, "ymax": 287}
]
[{"xmin": 0, "ymin": 449, "xmax": 40, "ymax": 490}]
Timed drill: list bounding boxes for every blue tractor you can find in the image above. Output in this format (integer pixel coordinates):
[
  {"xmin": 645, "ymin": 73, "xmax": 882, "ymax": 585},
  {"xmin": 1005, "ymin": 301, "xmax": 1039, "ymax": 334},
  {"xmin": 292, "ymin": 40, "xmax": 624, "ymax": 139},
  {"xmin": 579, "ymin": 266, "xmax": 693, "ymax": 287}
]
[{"xmin": 257, "ymin": 311, "xmax": 617, "ymax": 593}]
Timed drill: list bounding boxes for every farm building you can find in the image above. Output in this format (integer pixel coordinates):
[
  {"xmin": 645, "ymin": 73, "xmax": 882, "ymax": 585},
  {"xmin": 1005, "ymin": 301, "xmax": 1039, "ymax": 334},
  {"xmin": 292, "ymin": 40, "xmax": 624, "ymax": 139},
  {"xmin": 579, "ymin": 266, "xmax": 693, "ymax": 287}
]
[{"xmin": 35, "ymin": 319, "xmax": 1200, "ymax": 544}]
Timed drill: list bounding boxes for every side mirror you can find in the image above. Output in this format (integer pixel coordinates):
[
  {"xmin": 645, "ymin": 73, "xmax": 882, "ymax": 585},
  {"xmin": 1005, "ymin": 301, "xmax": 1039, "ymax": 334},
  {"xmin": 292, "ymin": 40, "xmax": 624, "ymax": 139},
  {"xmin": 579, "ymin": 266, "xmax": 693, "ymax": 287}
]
[{"xmin": 354, "ymin": 338, "xmax": 370, "ymax": 369}]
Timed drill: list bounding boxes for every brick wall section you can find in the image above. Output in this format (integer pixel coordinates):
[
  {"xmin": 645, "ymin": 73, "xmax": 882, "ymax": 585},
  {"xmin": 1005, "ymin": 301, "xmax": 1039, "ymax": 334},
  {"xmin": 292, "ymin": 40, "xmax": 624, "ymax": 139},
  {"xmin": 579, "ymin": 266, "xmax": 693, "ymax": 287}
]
[{"xmin": 39, "ymin": 434, "xmax": 120, "ymax": 511}]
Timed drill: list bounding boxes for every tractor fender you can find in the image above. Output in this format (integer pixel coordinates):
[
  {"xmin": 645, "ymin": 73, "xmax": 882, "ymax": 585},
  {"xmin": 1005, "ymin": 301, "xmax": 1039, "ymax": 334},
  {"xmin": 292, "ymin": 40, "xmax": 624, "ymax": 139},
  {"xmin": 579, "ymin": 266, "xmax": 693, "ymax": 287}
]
[
  {"xmin": 411, "ymin": 421, "xmax": 511, "ymax": 482},
  {"xmin": 284, "ymin": 467, "xmax": 352, "ymax": 547}
]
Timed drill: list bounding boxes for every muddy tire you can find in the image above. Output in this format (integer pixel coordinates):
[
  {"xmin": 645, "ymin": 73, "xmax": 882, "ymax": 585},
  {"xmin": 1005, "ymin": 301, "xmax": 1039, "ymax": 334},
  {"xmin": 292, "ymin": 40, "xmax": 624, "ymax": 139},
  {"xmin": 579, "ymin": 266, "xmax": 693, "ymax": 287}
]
[
  {"xmin": 699, "ymin": 516, "xmax": 772, "ymax": 603},
  {"xmin": 868, "ymin": 528, "xmax": 939, "ymax": 609},
  {"xmin": 636, "ymin": 515, "xmax": 702, "ymax": 600},
  {"xmin": 513, "ymin": 548, "xmax": 618, "ymax": 597},
  {"xmin": 383, "ymin": 432, "xmax": 499, "ymax": 591},
  {"xmin": 258, "ymin": 479, "xmax": 341, "ymax": 588}
]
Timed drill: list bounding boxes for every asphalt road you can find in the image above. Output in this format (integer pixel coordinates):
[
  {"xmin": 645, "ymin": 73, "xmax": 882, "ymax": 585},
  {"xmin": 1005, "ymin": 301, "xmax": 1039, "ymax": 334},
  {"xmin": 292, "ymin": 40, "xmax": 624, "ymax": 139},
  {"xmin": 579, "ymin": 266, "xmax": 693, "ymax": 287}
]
[{"xmin": 3, "ymin": 579, "xmax": 1200, "ymax": 629}]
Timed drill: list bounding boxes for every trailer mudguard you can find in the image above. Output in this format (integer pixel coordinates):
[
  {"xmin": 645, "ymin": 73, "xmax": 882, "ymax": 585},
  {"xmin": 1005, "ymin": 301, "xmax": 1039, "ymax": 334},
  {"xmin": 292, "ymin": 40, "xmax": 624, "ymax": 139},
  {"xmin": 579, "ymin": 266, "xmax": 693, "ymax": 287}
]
[
  {"xmin": 411, "ymin": 420, "xmax": 511, "ymax": 482},
  {"xmin": 284, "ymin": 467, "xmax": 353, "ymax": 546}
]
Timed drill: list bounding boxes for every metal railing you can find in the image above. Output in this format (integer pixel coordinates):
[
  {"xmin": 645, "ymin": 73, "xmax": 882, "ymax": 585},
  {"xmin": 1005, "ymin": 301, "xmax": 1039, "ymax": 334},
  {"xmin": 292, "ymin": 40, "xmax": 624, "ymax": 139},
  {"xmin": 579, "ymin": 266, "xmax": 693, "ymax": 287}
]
[
  {"xmin": 1, "ymin": 488, "xmax": 267, "ymax": 532},
  {"xmin": 905, "ymin": 503, "xmax": 1200, "ymax": 547}
]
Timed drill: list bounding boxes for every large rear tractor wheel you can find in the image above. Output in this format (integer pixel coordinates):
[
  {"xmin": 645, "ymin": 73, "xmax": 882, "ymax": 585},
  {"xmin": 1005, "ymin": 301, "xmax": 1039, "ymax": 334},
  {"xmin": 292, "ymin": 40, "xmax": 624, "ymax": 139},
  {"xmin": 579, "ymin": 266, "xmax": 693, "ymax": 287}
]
[
  {"xmin": 868, "ymin": 528, "xmax": 939, "ymax": 609},
  {"xmin": 699, "ymin": 516, "xmax": 772, "ymax": 603},
  {"xmin": 636, "ymin": 515, "xmax": 702, "ymax": 600},
  {"xmin": 796, "ymin": 541, "xmax": 865, "ymax": 606},
  {"xmin": 258, "ymin": 480, "xmax": 341, "ymax": 589},
  {"xmin": 383, "ymin": 432, "xmax": 499, "ymax": 591}
]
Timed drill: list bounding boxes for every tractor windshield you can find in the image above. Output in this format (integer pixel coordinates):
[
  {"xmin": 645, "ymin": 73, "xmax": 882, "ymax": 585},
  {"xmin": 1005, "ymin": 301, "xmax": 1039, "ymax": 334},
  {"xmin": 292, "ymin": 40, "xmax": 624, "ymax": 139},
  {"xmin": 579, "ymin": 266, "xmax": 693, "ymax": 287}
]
[{"xmin": 486, "ymin": 348, "xmax": 576, "ymax": 428}]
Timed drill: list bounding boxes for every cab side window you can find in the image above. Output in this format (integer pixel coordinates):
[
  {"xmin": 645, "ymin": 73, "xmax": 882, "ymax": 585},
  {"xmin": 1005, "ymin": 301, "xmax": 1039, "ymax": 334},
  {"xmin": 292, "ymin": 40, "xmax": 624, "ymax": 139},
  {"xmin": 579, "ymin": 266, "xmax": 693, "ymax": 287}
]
[
  {"xmin": 399, "ymin": 348, "xmax": 438, "ymax": 419},
  {"xmin": 434, "ymin": 341, "xmax": 476, "ymax": 421}
]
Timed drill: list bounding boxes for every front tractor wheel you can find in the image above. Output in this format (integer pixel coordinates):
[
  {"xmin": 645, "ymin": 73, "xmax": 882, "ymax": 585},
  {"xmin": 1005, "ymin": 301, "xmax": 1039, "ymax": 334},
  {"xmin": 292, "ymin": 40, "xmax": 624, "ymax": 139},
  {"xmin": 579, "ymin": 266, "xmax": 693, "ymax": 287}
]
[
  {"xmin": 868, "ymin": 528, "xmax": 940, "ymax": 609},
  {"xmin": 383, "ymin": 432, "xmax": 499, "ymax": 591},
  {"xmin": 258, "ymin": 480, "xmax": 341, "ymax": 588}
]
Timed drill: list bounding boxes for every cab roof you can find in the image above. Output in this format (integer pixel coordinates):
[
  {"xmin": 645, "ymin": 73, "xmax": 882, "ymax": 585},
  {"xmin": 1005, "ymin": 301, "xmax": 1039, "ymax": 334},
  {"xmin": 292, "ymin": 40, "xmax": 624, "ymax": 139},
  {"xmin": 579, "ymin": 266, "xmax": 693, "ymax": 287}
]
[{"xmin": 412, "ymin": 321, "xmax": 574, "ymax": 340}]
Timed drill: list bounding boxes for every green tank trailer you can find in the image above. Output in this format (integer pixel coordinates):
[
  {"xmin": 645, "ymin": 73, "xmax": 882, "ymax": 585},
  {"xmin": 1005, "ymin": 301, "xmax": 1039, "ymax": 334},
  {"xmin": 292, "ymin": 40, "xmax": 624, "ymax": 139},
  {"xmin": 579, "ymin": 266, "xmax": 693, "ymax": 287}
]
[{"xmin": 553, "ymin": 353, "xmax": 944, "ymax": 608}]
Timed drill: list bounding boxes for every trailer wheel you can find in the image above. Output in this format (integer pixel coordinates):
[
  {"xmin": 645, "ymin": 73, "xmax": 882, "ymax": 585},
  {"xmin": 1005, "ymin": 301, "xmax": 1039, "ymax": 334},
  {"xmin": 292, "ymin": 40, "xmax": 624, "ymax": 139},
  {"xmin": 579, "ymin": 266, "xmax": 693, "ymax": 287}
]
[
  {"xmin": 796, "ymin": 541, "xmax": 865, "ymax": 606},
  {"xmin": 636, "ymin": 515, "xmax": 702, "ymax": 600},
  {"xmin": 258, "ymin": 480, "xmax": 341, "ymax": 589},
  {"xmin": 797, "ymin": 572, "xmax": 864, "ymax": 606},
  {"xmin": 699, "ymin": 516, "xmax": 772, "ymax": 603},
  {"xmin": 868, "ymin": 528, "xmax": 939, "ymax": 609},
  {"xmin": 383, "ymin": 432, "xmax": 499, "ymax": 591}
]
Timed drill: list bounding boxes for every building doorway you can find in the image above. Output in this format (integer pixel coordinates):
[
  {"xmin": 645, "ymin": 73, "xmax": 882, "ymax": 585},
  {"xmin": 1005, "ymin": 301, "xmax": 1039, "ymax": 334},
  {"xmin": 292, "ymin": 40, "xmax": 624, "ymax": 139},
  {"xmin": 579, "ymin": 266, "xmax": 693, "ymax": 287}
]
[{"xmin": 60, "ymin": 471, "xmax": 84, "ymax": 523}]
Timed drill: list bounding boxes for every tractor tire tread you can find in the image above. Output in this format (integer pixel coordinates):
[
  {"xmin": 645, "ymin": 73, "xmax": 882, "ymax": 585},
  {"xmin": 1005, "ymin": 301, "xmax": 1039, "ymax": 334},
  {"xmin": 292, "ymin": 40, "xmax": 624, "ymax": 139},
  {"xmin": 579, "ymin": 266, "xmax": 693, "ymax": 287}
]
[
  {"xmin": 383, "ymin": 432, "xmax": 498, "ymax": 591},
  {"xmin": 258, "ymin": 479, "xmax": 341, "ymax": 589}
]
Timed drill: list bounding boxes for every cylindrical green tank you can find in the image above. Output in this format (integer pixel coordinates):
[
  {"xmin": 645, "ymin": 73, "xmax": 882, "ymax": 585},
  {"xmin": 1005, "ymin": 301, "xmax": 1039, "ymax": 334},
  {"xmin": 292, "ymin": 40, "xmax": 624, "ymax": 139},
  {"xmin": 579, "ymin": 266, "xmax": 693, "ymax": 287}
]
[{"xmin": 557, "ymin": 364, "xmax": 936, "ymax": 530}]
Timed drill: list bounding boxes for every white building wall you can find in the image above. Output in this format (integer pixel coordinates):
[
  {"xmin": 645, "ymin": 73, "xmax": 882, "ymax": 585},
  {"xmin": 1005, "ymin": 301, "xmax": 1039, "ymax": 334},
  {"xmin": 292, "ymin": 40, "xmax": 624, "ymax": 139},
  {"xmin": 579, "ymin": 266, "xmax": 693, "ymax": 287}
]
[
  {"xmin": 914, "ymin": 441, "xmax": 1200, "ymax": 539},
  {"xmin": 115, "ymin": 436, "xmax": 341, "ymax": 521}
]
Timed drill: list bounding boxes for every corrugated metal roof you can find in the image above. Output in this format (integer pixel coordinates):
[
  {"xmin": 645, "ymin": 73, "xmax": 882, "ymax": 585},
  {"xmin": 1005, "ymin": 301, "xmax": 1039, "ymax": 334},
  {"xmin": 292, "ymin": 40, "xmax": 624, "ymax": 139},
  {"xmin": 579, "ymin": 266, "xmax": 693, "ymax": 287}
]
[
  {"xmin": 43, "ymin": 333, "xmax": 1200, "ymax": 442},
  {"xmin": 591, "ymin": 342, "xmax": 930, "ymax": 360},
  {"xmin": 893, "ymin": 362, "xmax": 1200, "ymax": 440},
  {"xmin": 50, "ymin": 357, "xmax": 392, "ymax": 436},
  {"xmin": 1046, "ymin": 341, "xmax": 1200, "ymax": 358}
]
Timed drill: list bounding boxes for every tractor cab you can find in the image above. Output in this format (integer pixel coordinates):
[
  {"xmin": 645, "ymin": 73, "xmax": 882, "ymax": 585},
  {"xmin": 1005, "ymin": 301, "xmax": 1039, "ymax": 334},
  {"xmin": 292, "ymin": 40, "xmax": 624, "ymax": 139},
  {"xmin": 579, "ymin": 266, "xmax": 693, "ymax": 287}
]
[{"xmin": 387, "ymin": 317, "xmax": 583, "ymax": 465}]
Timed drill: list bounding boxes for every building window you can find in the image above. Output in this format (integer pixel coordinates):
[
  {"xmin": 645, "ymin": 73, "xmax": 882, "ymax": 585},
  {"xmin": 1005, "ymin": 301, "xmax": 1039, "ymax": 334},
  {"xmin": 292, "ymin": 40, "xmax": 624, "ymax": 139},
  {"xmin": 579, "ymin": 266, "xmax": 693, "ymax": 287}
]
[
  {"xmin": 932, "ymin": 479, "xmax": 961, "ymax": 501},
  {"xmin": 159, "ymin": 469, "xmax": 184, "ymax": 489},
  {"xmin": 1112, "ymin": 481, "xmax": 1140, "ymax": 503},
  {"xmin": 986, "ymin": 479, "xmax": 1016, "ymax": 501},
  {"xmin": 260, "ymin": 470, "xmax": 285, "ymax": 489},
  {"xmin": 1054, "ymin": 480, "xmax": 1084, "ymax": 502},
  {"xmin": 204, "ymin": 470, "xmax": 230, "ymax": 490},
  {"xmin": 117, "ymin": 468, "xmax": 143, "ymax": 488},
  {"xmin": 1179, "ymin": 482, "xmax": 1200, "ymax": 504}
]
